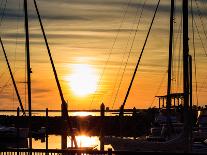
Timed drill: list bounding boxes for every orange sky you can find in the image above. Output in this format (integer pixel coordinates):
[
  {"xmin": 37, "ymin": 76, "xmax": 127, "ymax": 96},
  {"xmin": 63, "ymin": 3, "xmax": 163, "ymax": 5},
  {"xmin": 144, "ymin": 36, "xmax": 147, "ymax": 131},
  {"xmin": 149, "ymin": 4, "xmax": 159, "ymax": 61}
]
[{"xmin": 0, "ymin": 0, "xmax": 207, "ymax": 110}]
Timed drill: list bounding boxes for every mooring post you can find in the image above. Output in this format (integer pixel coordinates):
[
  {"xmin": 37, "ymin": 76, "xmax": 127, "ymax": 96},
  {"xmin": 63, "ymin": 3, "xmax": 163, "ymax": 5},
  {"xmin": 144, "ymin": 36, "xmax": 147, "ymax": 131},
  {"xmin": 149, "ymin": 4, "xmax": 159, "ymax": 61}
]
[
  {"xmin": 100, "ymin": 103, "xmax": 105, "ymax": 151},
  {"xmin": 17, "ymin": 107, "xmax": 20, "ymax": 154},
  {"xmin": 159, "ymin": 98, "xmax": 160, "ymax": 109},
  {"xmin": 46, "ymin": 108, "xmax": 48, "ymax": 151},
  {"xmin": 61, "ymin": 104, "xmax": 68, "ymax": 149}
]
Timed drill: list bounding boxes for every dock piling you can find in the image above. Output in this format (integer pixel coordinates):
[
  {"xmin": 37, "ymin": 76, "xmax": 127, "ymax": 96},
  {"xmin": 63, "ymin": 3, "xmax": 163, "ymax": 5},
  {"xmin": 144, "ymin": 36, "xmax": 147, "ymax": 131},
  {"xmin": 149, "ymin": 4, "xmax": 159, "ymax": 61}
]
[
  {"xmin": 46, "ymin": 108, "xmax": 48, "ymax": 152},
  {"xmin": 100, "ymin": 103, "xmax": 105, "ymax": 151}
]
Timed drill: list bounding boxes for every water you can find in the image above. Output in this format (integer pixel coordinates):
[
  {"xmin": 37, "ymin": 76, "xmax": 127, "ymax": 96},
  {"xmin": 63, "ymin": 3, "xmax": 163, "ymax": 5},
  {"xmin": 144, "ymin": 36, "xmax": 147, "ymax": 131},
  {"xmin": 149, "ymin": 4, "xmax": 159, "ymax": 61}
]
[
  {"xmin": 0, "ymin": 110, "xmax": 117, "ymax": 150},
  {"xmin": 0, "ymin": 110, "xmax": 133, "ymax": 116},
  {"xmin": 31, "ymin": 135, "xmax": 113, "ymax": 150}
]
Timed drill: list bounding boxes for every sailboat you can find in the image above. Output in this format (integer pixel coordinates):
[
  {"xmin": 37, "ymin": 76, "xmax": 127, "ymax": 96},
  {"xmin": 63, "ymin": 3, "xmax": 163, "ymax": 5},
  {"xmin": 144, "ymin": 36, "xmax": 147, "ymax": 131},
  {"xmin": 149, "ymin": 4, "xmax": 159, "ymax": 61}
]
[{"xmin": 103, "ymin": 0, "xmax": 193, "ymax": 152}]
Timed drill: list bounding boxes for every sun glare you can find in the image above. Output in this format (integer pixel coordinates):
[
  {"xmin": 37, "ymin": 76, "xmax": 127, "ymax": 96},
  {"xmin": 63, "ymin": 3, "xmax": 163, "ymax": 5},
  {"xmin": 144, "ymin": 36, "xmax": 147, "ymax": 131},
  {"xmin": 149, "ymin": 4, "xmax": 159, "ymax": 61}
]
[
  {"xmin": 66, "ymin": 64, "xmax": 98, "ymax": 97},
  {"xmin": 76, "ymin": 135, "xmax": 98, "ymax": 147}
]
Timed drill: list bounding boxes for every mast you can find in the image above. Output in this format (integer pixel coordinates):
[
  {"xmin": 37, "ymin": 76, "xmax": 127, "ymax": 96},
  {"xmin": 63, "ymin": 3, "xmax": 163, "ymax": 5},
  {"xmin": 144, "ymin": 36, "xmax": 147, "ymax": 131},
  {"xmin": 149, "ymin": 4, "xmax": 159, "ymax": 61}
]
[
  {"xmin": 24, "ymin": 0, "xmax": 32, "ymax": 149},
  {"xmin": 183, "ymin": 0, "xmax": 190, "ymax": 152},
  {"xmin": 0, "ymin": 37, "xmax": 26, "ymax": 116},
  {"xmin": 189, "ymin": 55, "xmax": 193, "ymax": 151},
  {"xmin": 166, "ymin": 0, "xmax": 174, "ymax": 118},
  {"xmin": 33, "ymin": 0, "xmax": 78, "ymax": 148}
]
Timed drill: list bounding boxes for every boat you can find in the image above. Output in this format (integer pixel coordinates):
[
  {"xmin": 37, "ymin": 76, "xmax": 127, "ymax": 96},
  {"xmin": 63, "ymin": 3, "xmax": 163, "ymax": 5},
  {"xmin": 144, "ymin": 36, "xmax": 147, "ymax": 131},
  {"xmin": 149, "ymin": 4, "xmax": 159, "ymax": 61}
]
[
  {"xmin": 0, "ymin": 125, "xmax": 29, "ymax": 139},
  {"xmin": 103, "ymin": 0, "xmax": 193, "ymax": 152},
  {"xmin": 0, "ymin": 125, "xmax": 28, "ymax": 148},
  {"xmin": 193, "ymin": 108, "xmax": 207, "ymax": 142}
]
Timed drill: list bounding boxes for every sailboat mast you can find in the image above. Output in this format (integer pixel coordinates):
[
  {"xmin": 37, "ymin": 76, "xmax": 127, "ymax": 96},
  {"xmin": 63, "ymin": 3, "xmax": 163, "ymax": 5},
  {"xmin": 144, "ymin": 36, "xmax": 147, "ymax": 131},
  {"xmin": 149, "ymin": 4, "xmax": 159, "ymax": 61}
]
[
  {"xmin": 24, "ymin": 0, "xmax": 32, "ymax": 149},
  {"xmin": 0, "ymin": 38, "xmax": 26, "ymax": 116},
  {"xmin": 33, "ymin": 0, "xmax": 78, "ymax": 148},
  {"xmin": 166, "ymin": 0, "xmax": 174, "ymax": 115},
  {"xmin": 183, "ymin": 0, "xmax": 190, "ymax": 152}
]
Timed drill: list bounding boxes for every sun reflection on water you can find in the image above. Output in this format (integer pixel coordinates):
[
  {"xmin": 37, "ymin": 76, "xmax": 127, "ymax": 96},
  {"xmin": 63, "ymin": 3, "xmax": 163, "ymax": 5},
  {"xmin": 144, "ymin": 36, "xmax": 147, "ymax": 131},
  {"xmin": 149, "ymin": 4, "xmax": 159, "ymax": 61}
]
[{"xmin": 70, "ymin": 135, "xmax": 98, "ymax": 148}]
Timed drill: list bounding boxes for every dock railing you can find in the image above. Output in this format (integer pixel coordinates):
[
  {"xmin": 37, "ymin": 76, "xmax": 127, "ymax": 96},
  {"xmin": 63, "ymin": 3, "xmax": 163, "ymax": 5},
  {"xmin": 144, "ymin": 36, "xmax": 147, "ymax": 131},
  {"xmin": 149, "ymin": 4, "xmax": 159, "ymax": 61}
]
[
  {"xmin": 0, "ymin": 148, "xmax": 111, "ymax": 155},
  {"xmin": 0, "ymin": 148, "xmax": 158, "ymax": 155}
]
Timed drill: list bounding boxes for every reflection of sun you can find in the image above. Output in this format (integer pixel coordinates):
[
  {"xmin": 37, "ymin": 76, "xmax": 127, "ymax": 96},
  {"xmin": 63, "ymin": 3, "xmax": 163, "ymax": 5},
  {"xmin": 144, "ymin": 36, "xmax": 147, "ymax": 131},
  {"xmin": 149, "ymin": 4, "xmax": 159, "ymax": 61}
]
[
  {"xmin": 72, "ymin": 112, "xmax": 92, "ymax": 116},
  {"xmin": 76, "ymin": 135, "xmax": 98, "ymax": 147},
  {"xmin": 66, "ymin": 64, "xmax": 98, "ymax": 97}
]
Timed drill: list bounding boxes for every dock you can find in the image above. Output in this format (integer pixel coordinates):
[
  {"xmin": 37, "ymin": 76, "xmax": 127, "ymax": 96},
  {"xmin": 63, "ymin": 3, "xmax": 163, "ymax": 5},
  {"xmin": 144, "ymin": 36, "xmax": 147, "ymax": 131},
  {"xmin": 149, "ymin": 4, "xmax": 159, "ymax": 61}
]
[{"xmin": 0, "ymin": 115, "xmax": 151, "ymax": 137}]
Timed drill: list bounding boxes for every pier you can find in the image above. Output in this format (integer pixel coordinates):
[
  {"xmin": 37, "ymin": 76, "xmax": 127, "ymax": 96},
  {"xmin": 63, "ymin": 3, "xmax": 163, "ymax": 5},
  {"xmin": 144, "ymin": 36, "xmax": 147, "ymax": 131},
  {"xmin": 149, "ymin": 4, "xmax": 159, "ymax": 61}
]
[{"xmin": 0, "ymin": 113, "xmax": 152, "ymax": 137}]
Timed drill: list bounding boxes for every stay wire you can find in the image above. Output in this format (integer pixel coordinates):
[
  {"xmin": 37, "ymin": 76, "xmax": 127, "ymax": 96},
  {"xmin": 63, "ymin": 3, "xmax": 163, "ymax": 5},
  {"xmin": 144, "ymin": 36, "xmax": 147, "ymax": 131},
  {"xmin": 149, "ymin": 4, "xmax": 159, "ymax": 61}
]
[
  {"xmin": 0, "ymin": 0, "xmax": 7, "ymax": 28},
  {"xmin": 194, "ymin": 0, "xmax": 207, "ymax": 41},
  {"xmin": 149, "ymin": 71, "xmax": 167, "ymax": 108},
  {"xmin": 121, "ymin": 0, "xmax": 161, "ymax": 110},
  {"xmin": 89, "ymin": 0, "xmax": 132, "ymax": 108},
  {"xmin": 191, "ymin": 0, "xmax": 199, "ymax": 106},
  {"xmin": 193, "ymin": 17, "xmax": 207, "ymax": 56},
  {"xmin": 112, "ymin": 0, "xmax": 147, "ymax": 108},
  {"xmin": 176, "ymin": 14, "xmax": 183, "ymax": 93}
]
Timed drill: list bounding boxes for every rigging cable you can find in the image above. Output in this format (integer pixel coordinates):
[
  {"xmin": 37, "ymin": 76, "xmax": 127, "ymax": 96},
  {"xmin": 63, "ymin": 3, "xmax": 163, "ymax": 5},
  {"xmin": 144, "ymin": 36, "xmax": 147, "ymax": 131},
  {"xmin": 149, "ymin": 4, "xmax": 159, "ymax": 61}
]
[
  {"xmin": 193, "ymin": 17, "xmax": 207, "ymax": 56},
  {"xmin": 194, "ymin": 0, "xmax": 207, "ymax": 41},
  {"xmin": 176, "ymin": 14, "xmax": 183, "ymax": 93},
  {"xmin": 13, "ymin": 0, "xmax": 21, "ymax": 110},
  {"xmin": 0, "ymin": 37, "xmax": 26, "ymax": 116},
  {"xmin": 112, "ymin": 0, "xmax": 147, "ymax": 109},
  {"xmin": 89, "ymin": 0, "xmax": 132, "ymax": 108},
  {"xmin": 0, "ymin": 0, "xmax": 7, "ymax": 81},
  {"xmin": 110, "ymin": 26, "xmax": 136, "ymax": 108},
  {"xmin": 191, "ymin": 0, "xmax": 199, "ymax": 106},
  {"xmin": 149, "ymin": 71, "xmax": 167, "ymax": 108},
  {"xmin": 0, "ymin": 0, "xmax": 7, "ymax": 27},
  {"xmin": 120, "ymin": 0, "xmax": 160, "ymax": 115},
  {"xmin": 172, "ymin": 1, "xmax": 182, "ymax": 94}
]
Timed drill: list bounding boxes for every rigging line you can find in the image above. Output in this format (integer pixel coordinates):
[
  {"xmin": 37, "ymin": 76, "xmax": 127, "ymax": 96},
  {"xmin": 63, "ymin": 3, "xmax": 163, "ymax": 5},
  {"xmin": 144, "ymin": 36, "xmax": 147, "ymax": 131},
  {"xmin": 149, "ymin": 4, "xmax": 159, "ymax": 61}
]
[
  {"xmin": 111, "ymin": 33, "xmax": 134, "ymax": 109},
  {"xmin": 0, "ymin": 78, "xmax": 11, "ymax": 94},
  {"xmin": 173, "ymin": 14, "xmax": 182, "ymax": 54},
  {"xmin": 111, "ymin": 0, "xmax": 147, "ymax": 109},
  {"xmin": 89, "ymin": 0, "xmax": 132, "ymax": 108},
  {"xmin": 0, "ymin": 0, "xmax": 4, "ymax": 16},
  {"xmin": 0, "ymin": 37, "xmax": 26, "ymax": 116},
  {"xmin": 194, "ymin": 0, "xmax": 207, "ymax": 41},
  {"xmin": 173, "ymin": 14, "xmax": 182, "ymax": 93},
  {"xmin": 191, "ymin": 0, "xmax": 199, "ymax": 106},
  {"xmin": 149, "ymin": 71, "xmax": 167, "ymax": 108},
  {"xmin": 176, "ymin": 14, "xmax": 183, "ymax": 93},
  {"xmin": 120, "ymin": 0, "xmax": 160, "ymax": 115},
  {"xmin": 0, "ymin": 0, "xmax": 7, "ymax": 27},
  {"xmin": 108, "ymin": 0, "xmax": 147, "ymax": 108},
  {"xmin": 193, "ymin": 17, "xmax": 207, "ymax": 56},
  {"xmin": 197, "ymin": 74, "xmax": 207, "ymax": 96},
  {"xmin": 13, "ymin": 0, "xmax": 21, "ymax": 110}
]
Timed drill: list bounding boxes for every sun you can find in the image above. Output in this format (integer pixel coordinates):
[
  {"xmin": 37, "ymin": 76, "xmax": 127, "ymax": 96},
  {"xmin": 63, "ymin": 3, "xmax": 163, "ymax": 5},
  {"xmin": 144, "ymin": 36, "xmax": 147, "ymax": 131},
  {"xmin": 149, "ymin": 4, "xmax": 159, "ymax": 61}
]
[{"xmin": 66, "ymin": 64, "xmax": 98, "ymax": 97}]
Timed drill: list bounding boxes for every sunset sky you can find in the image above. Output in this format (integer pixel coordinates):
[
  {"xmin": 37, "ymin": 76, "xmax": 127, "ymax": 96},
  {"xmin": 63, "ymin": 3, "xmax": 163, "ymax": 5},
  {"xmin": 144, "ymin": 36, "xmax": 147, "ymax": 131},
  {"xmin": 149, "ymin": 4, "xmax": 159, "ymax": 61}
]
[{"xmin": 0, "ymin": 0, "xmax": 207, "ymax": 110}]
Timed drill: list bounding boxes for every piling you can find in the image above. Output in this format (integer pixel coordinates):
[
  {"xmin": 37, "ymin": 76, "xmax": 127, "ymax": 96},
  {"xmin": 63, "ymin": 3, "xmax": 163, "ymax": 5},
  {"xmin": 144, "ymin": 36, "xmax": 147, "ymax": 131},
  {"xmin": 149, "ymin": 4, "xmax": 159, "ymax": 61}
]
[
  {"xmin": 46, "ymin": 108, "xmax": 48, "ymax": 151},
  {"xmin": 16, "ymin": 107, "xmax": 20, "ymax": 155},
  {"xmin": 100, "ymin": 103, "xmax": 105, "ymax": 151}
]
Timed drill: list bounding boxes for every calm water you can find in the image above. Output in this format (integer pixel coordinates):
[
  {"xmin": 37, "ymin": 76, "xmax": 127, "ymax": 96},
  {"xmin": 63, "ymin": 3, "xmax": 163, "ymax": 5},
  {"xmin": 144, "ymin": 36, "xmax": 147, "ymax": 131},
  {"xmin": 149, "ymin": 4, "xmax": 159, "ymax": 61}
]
[
  {"xmin": 0, "ymin": 111, "xmax": 117, "ymax": 150},
  {"xmin": 0, "ymin": 111, "xmax": 133, "ymax": 116},
  {"xmin": 31, "ymin": 135, "xmax": 113, "ymax": 150}
]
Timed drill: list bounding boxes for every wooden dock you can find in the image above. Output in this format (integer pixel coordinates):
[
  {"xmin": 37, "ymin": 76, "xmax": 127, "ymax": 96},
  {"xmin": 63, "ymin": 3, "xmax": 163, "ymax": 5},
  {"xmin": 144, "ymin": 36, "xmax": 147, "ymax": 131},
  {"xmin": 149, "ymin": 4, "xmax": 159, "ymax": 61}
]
[{"xmin": 0, "ymin": 115, "xmax": 152, "ymax": 137}]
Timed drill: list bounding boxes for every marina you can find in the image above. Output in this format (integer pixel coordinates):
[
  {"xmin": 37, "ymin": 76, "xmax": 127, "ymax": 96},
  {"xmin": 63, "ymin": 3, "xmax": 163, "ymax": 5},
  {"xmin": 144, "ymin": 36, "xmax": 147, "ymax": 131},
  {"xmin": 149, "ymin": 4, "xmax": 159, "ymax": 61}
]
[{"xmin": 0, "ymin": 0, "xmax": 207, "ymax": 154}]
